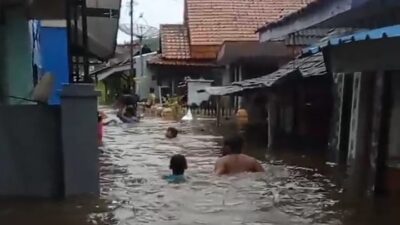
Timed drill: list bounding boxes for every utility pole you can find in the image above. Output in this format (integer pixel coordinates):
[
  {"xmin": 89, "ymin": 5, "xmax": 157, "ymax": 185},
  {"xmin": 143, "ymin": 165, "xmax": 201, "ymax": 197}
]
[
  {"xmin": 129, "ymin": 0, "xmax": 134, "ymax": 92},
  {"xmin": 139, "ymin": 24, "xmax": 144, "ymax": 78}
]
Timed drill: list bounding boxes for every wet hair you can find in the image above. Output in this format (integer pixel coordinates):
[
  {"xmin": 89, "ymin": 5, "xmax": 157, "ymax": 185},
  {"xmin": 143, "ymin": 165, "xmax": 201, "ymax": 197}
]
[
  {"xmin": 122, "ymin": 88, "xmax": 131, "ymax": 95},
  {"xmin": 170, "ymin": 154, "xmax": 187, "ymax": 175},
  {"xmin": 125, "ymin": 106, "xmax": 136, "ymax": 116},
  {"xmin": 223, "ymin": 135, "xmax": 244, "ymax": 154},
  {"xmin": 97, "ymin": 111, "xmax": 102, "ymax": 122},
  {"xmin": 167, "ymin": 127, "xmax": 178, "ymax": 138}
]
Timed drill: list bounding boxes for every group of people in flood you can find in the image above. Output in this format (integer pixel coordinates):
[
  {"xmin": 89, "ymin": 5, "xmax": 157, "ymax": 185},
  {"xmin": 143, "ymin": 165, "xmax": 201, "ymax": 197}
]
[
  {"xmin": 99, "ymin": 88, "xmax": 264, "ymax": 181},
  {"xmin": 164, "ymin": 126, "xmax": 264, "ymax": 181}
]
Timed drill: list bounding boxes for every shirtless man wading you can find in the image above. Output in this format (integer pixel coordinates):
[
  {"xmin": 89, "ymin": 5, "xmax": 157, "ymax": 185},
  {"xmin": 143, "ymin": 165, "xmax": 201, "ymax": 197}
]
[{"xmin": 214, "ymin": 135, "xmax": 265, "ymax": 175}]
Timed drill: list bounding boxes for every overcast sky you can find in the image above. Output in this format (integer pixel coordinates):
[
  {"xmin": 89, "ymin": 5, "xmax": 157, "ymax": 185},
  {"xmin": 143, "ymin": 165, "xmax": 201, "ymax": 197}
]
[{"xmin": 117, "ymin": 0, "xmax": 184, "ymax": 43}]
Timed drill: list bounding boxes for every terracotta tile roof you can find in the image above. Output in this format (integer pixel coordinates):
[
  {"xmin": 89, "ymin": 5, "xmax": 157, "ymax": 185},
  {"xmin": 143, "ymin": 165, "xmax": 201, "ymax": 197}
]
[
  {"xmin": 257, "ymin": 0, "xmax": 320, "ymax": 32},
  {"xmin": 148, "ymin": 54, "xmax": 221, "ymax": 67},
  {"xmin": 160, "ymin": 24, "xmax": 191, "ymax": 59},
  {"xmin": 186, "ymin": 0, "xmax": 314, "ymax": 45}
]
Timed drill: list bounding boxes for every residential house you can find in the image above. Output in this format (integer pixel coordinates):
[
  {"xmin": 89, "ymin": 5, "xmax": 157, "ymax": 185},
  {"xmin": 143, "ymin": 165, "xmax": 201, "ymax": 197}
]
[
  {"xmin": 258, "ymin": 0, "xmax": 400, "ymax": 196},
  {"xmin": 206, "ymin": 50, "xmax": 333, "ymax": 149},
  {"xmin": 91, "ymin": 44, "xmax": 155, "ymax": 103},
  {"xmin": 148, "ymin": 24, "xmax": 224, "ymax": 98},
  {"xmin": 149, "ymin": 0, "xmax": 321, "ymax": 115}
]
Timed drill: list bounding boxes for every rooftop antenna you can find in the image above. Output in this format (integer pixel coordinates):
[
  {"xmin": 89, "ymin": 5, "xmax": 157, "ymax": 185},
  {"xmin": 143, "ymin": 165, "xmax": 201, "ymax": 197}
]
[{"xmin": 120, "ymin": 10, "xmax": 159, "ymax": 93}]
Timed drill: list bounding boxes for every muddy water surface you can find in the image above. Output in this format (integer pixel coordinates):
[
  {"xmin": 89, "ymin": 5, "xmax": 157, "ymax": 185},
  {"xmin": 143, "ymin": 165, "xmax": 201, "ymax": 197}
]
[{"xmin": 0, "ymin": 111, "xmax": 397, "ymax": 225}]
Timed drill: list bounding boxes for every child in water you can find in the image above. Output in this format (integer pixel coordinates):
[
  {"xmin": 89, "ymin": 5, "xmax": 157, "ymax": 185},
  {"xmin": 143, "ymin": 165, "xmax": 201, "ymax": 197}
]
[
  {"xmin": 165, "ymin": 127, "xmax": 178, "ymax": 139},
  {"xmin": 163, "ymin": 154, "xmax": 187, "ymax": 183}
]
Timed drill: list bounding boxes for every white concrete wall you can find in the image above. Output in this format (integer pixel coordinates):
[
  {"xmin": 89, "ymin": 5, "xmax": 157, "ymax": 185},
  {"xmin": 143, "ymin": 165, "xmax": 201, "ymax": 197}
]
[
  {"xmin": 135, "ymin": 53, "xmax": 157, "ymax": 99},
  {"xmin": 187, "ymin": 81, "xmax": 212, "ymax": 106}
]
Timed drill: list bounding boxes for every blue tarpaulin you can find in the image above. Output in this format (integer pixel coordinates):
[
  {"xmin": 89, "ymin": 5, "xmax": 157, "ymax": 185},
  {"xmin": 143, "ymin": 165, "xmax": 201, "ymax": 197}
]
[{"xmin": 303, "ymin": 24, "xmax": 400, "ymax": 55}]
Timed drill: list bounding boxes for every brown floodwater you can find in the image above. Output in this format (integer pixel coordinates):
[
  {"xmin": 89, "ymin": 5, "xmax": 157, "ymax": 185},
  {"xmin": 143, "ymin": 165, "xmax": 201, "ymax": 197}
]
[{"xmin": 0, "ymin": 110, "xmax": 399, "ymax": 225}]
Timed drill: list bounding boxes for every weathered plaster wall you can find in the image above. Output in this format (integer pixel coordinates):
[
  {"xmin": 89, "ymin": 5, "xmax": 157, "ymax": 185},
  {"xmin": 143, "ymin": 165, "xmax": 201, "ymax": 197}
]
[
  {"xmin": 3, "ymin": 8, "xmax": 33, "ymax": 104},
  {"xmin": 0, "ymin": 105, "xmax": 62, "ymax": 197},
  {"xmin": 330, "ymin": 73, "xmax": 345, "ymax": 157},
  {"xmin": 135, "ymin": 53, "xmax": 158, "ymax": 99}
]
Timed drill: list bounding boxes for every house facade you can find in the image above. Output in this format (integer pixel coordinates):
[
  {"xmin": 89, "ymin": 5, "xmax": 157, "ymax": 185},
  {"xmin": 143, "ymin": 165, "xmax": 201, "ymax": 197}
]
[
  {"xmin": 147, "ymin": 24, "xmax": 225, "ymax": 102},
  {"xmin": 149, "ymin": 0, "xmax": 318, "ymax": 111},
  {"xmin": 0, "ymin": 0, "xmax": 121, "ymax": 198},
  {"xmin": 258, "ymin": 0, "xmax": 400, "ymax": 197}
]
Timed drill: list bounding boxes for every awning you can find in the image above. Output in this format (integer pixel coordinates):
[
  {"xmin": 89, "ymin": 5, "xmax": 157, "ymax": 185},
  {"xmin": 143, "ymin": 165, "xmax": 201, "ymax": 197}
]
[
  {"xmin": 1, "ymin": 0, "xmax": 65, "ymax": 19},
  {"xmin": 32, "ymin": 0, "xmax": 121, "ymax": 59},
  {"xmin": 206, "ymin": 53, "xmax": 326, "ymax": 96},
  {"xmin": 3, "ymin": 0, "xmax": 120, "ymax": 21},
  {"xmin": 73, "ymin": 0, "xmax": 122, "ymax": 59},
  {"xmin": 147, "ymin": 55, "xmax": 221, "ymax": 68},
  {"xmin": 201, "ymin": 86, "xmax": 243, "ymax": 96},
  {"xmin": 96, "ymin": 64, "xmax": 130, "ymax": 81},
  {"xmin": 303, "ymin": 25, "xmax": 400, "ymax": 55},
  {"xmin": 258, "ymin": 0, "xmax": 400, "ymax": 43},
  {"xmin": 92, "ymin": 52, "xmax": 158, "ymax": 81},
  {"xmin": 217, "ymin": 40, "xmax": 292, "ymax": 65},
  {"xmin": 234, "ymin": 52, "xmax": 326, "ymax": 88}
]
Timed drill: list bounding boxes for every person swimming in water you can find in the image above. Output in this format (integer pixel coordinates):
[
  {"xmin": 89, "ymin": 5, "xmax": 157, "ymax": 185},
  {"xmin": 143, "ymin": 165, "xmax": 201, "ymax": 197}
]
[
  {"xmin": 165, "ymin": 127, "xmax": 178, "ymax": 139},
  {"xmin": 117, "ymin": 106, "xmax": 140, "ymax": 123},
  {"xmin": 214, "ymin": 135, "xmax": 264, "ymax": 175},
  {"xmin": 163, "ymin": 154, "xmax": 187, "ymax": 183}
]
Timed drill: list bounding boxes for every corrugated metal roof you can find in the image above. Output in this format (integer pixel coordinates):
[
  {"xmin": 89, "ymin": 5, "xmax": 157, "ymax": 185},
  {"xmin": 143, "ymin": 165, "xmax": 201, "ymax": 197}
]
[
  {"xmin": 203, "ymin": 86, "xmax": 243, "ymax": 96},
  {"xmin": 235, "ymin": 52, "xmax": 325, "ymax": 87},
  {"xmin": 303, "ymin": 25, "xmax": 400, "ymax": 54},
  {"xmin": 285, "ymin": 28, "xmax": 333, "ymax": 46},
  {"xmin": 205, "ymin": 53, "xmax": 326, "ymax": 96}
]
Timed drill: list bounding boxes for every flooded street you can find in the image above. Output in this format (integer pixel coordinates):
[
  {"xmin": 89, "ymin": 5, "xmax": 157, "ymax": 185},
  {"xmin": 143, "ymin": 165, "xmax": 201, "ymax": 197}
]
[
  {"xmin": 0, "ymin": 114, "xmax": 398, "ymax": 225},
  {"xmin": 98, "ymin": 115, "xmax": 342, "ymax": 225}
]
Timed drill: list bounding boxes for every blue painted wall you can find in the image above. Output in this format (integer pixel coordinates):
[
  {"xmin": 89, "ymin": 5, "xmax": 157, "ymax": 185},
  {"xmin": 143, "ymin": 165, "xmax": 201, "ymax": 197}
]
[{"xmin": 39, "ymin": 24, "xmax": 69, "ymax": 105}]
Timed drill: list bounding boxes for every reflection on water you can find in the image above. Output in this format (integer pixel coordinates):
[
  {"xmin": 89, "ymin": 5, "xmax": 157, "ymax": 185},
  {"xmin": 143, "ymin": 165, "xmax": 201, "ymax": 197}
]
[{"xmin": 0, "ymin": 111, "xmax": 397, "ymax": 225}]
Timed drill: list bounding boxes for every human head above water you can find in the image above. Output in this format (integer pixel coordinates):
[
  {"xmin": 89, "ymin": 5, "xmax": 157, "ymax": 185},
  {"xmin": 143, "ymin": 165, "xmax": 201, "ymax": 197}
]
[
  {"xmin": 125, "ymin": 106, "xmax": 136, "ymax": 116},
  {"xmin": 170, "ymin": 154, "xmax": 187, "ymax": 175},
  {"xmin": 97, "ymin": 111, "xmax": 102, "ymax": 123},
  {"xmin": 223, "ymin": 135, "xmax": 244, "ymax": 154},
  {"xmin": 166, "ymin": 127, "xmax": 178, "ymax": 139}
]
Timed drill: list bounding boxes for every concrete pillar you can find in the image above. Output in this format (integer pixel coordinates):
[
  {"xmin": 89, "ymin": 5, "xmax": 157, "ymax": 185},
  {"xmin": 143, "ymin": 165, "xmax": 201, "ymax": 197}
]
[
  {"xmin": 267, "ymin": 94, "xmax": 278, "ymax": 150},
  {"xmin": 238, "ymin": 65, "xmax": 243, "ymax": 108},
  {"xmin": 346, "ymin": 72, "xmax": 375, "ymax": 198},
  {"xmin": 221, "ymin": 65, "xmax": 231, "ymax": 86},
  {"xmin": 60, "ymin": 84, "xmax": 100, "ymax": 196}
]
